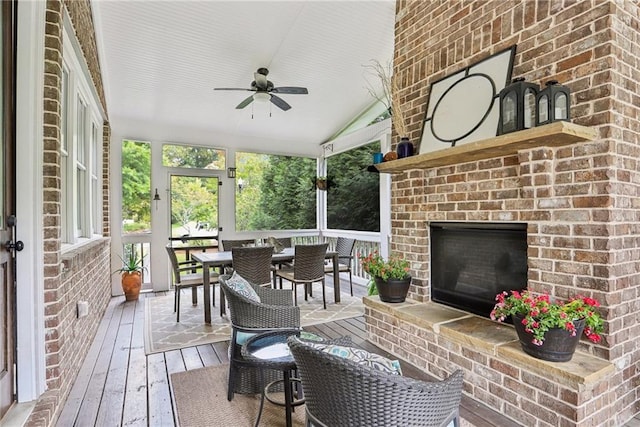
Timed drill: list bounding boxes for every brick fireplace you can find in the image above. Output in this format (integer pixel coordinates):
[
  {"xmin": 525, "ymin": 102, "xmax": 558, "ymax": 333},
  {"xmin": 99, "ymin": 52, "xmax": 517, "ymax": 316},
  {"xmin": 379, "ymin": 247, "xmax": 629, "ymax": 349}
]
[{"xmin": 365, "ymin": 1, "xmax": 640, "ymax": 426}]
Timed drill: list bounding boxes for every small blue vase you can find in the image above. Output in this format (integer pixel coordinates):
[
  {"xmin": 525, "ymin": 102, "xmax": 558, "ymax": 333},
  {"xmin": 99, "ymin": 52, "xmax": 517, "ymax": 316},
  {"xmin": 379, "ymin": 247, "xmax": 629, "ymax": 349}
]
[{"xmin": 396, "ymin": 137, "xmax": 414, "ymax": 159}]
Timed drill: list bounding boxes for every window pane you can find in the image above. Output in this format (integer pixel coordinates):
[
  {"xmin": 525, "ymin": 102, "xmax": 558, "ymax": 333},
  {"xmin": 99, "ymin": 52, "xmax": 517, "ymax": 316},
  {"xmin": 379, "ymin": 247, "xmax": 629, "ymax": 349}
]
[
  {"xmin": 327, "ymin": 142, "xmax": 380, "ymax": 231},
  {"xmin": 236, "ymin": 152, "xmax": 316, "ymax": 231},
  {"xmin": 76, "ymin": 98, "xmax": 86, "ymax": 165},
  {"xmin": 162, "ymin": 144, "xmax": 225, "ymax": 170},
  {"xmin": 91, "ymin": 122, "xmax": 99, "ymax": 234},
  {"xmin": 61, "ymin": 68, "xmax": 68, "ymax": 153},
  {"xmin": 122, "ymin": 140, "xmax": 151, "ymax": 233},
  {"xmin": 76, "ymin": 168, "xmax": 85, "ymax": 234}
]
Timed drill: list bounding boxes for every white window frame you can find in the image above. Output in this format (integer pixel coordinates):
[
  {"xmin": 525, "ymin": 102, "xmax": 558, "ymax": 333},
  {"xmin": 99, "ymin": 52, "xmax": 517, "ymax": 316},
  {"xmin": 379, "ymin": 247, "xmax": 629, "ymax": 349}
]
[{"xmin": 61, "ymin": 17, "xmax": 104, "ymax": 246}]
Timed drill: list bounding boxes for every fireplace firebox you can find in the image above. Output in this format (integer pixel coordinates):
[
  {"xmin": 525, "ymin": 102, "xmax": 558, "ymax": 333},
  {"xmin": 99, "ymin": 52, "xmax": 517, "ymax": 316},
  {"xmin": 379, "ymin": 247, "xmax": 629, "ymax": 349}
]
[{"xmin": 430, "ymin": 222, "xmax": 528, "ymax": 318}]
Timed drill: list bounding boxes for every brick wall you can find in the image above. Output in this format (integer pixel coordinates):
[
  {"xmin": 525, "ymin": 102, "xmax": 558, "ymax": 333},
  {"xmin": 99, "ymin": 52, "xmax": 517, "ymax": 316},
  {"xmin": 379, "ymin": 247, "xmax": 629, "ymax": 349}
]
[
  {"xmin": 367, "ymin": 1, "xmax": 640, "ymax": 425},
  {"xmin": 27, "ymin": 1, "xmax": 112, "ymax": 426}
]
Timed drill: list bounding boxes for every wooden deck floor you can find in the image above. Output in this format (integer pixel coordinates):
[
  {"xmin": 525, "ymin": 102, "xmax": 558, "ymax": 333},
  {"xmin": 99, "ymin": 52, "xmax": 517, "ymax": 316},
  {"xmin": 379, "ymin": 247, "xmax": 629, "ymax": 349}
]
[{"xmin": 57, "ymin": 281, "xmax": 520, "ymax": 426}]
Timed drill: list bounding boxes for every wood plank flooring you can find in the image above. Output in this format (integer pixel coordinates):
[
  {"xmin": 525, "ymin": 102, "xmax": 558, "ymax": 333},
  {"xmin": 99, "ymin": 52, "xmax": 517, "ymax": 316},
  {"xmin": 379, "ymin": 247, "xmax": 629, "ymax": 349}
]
[{"xmin": 57, "ymin": 280, "xmax": 520, "ymax": 426}]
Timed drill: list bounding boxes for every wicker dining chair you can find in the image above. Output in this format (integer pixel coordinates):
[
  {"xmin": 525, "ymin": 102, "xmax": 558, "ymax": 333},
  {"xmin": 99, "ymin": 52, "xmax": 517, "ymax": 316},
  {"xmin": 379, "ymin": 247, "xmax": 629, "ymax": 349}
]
[
  {"xmin": 324, "ymin": 237, "xmax": 356, "ymax": 296},
  {"xmin": 288, "ymin": 336, "xmax": 464, "ymax": 427},
  {"xmin": 231, "ymin": 246, "xmax": 273, "ymax": 287},
  {"xmin": 275, "ymin": 243, "xmax": 329, "ymax": 309},
  {"xmin": 166, "ymin": 244, "xmax": 219, "ymax": 322},
  {"xmin": 219, "ymin": 274, "xmax": 300, "ymax": 400},
  {"xmin": 220, "ymin": 239, "xmax": 255, "ymax": 251}
]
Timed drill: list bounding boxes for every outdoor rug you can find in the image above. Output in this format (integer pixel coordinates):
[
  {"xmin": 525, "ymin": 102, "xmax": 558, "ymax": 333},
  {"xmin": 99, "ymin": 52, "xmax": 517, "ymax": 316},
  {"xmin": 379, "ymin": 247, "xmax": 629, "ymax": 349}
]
[
  {"xmin": 144, "ymin": 285, "xmax": 365, "ymax": 354},
  {"xmin": 170, "ymin": 364, "xmax": 305, "ymax": 427},
  {"xmin": 170, "ymin": 364, "xmax": 474, "ymax": 427}
]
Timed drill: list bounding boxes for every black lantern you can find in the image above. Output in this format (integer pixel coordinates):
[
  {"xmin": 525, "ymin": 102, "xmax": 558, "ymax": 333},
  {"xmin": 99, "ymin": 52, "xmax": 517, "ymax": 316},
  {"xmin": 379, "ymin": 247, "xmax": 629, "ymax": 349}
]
[
  {"xmin": 536, "ymin": 80, "xmax": 570, "ymax": 126},
  {"xmin": 498, "ymin": 77, "xmax": 539, "ymax": 135}
]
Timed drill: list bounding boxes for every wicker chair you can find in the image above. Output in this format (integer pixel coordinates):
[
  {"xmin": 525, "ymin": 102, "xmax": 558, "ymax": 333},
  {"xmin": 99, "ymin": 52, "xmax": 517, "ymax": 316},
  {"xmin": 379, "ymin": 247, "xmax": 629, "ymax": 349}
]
[
  {"xmin": 275, "ymin": 243, "xmax": 329, "ymax": 309},
  {"xmin": 288, "ymin": 337, "xmax": 464, "ymax": 427},
  {"xmin": 166, "ymin": 244, "xmax": 219, "ymax": 322},
  {"xmin": 324, "ymin": 237, "xmax": 356, "ymax": 295},
  {"xmin": 220, "ymin": 239, "xmax": 255, "ymax": 251},
  {"xmin": 232, "ymin": 246, "xmax": 273, "ymax": 286},
  {"xmin": 219, "ymin": 275, "xmax": 300, "ymax": 401}
]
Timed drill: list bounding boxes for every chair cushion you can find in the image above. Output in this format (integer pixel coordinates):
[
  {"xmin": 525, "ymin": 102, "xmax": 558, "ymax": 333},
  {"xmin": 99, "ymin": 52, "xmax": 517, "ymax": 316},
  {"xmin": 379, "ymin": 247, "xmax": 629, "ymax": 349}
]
[
  {"xmin": 291, "ymin": 336, "xmax": 402, "ymax": 375},
  {"xmin": 226, "ymin": 271, "xmax": 261, "ymax": 302}
]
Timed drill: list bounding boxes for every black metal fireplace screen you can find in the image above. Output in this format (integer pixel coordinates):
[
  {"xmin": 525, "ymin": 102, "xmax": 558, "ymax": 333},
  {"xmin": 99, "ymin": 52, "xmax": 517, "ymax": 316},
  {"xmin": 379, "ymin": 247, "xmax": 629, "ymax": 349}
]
[{"xmin": 430, "ymin": 222, "xmax": 528, "ymax": 318}]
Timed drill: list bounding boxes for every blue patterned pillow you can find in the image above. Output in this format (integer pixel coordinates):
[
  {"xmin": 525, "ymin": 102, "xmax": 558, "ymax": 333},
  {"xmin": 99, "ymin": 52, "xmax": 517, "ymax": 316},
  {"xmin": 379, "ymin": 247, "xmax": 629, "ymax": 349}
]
[
  {"xmin": 293, "ymin": 337, "xmax": 402, "ymax": 375},
  {"xmin": 226, "ymin": 272, "xmax": 261, "ymax": 302}
]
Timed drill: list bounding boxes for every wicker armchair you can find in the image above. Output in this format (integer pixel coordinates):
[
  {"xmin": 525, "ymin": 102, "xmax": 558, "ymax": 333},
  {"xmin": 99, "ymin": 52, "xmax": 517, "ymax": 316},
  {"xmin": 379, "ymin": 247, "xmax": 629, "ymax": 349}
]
[
  {"xmin": 275, "ymin": 243, "xmax": 329, "ymax": 309},
  {"xmin": 288, "ymin": 337, "xmax": 464, "ymax": 427},
  {"xmin": 219, "ymin": 274, "xmax": 300, "ymax": 400},
  {"xmin": 324, "ymin": 237, "xmax": 356, "ymax": 295}
]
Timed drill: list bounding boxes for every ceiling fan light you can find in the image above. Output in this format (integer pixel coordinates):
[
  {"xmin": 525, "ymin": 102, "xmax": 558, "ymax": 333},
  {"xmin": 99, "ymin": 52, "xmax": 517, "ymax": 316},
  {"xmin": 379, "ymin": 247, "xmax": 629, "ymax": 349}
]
[{"xmin": 253, "ymin": 92, "xmax": 271, "ymax": 103}]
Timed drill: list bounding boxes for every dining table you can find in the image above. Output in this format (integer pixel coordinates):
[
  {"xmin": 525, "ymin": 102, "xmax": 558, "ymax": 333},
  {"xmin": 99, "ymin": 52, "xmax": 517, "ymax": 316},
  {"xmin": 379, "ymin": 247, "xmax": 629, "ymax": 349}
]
[{"xmin": 191, "ymin": 246, "xmax": 341, "ymax": 323}]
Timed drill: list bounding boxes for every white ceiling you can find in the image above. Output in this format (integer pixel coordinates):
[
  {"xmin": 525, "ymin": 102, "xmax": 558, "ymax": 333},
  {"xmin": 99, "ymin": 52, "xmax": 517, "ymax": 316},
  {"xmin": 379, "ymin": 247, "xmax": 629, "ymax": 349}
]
[{"xmin": 92, "ymin": 0, "xmax": 396, "ymax": 156}]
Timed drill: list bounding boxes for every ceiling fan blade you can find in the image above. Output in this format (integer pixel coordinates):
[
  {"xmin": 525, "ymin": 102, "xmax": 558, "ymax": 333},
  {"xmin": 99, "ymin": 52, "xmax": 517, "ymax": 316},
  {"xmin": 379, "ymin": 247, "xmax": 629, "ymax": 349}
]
[
  {"xmin": 214, "ymin": 87, "xmax": 255, "ymax": 91},
  {"xmin": 271, "ymin": 87, "xmax": 308, "ymax": 95},
  {"xmin": 236, "ymin": 95, "xmax": 255, "ymax": 109},
  {"xmin": 270, "ymin": 94, "xmax": 291, "ymax": 111}
]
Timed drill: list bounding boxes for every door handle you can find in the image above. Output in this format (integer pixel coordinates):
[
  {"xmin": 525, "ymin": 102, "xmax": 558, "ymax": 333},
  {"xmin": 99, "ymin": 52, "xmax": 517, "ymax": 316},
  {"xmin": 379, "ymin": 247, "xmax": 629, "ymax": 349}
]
[
  {"xmin": 5, "ymin": 240, "xmax": 23, "ymax": 252},
  {"xmin": 6, "ymin": 215, "xmax": 23, "ymax": 256}
]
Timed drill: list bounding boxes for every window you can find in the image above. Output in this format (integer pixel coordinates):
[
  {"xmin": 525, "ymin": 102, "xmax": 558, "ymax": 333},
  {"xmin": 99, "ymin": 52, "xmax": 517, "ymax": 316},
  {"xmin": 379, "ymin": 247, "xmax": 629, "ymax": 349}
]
[
  {"xmin": 60, "ymin": 22, "xmax": 104, "ymax": 244},
  {"xmin": 162, "ymin": 144, "xmax": 226, "ymax": 169},
  {"xmin": 326, "ymin": 141, "xmax": 380, "ymax": 231},
  {"xmin": 235, "ymin": 152, "xmax": 316, "ymax": 231}
]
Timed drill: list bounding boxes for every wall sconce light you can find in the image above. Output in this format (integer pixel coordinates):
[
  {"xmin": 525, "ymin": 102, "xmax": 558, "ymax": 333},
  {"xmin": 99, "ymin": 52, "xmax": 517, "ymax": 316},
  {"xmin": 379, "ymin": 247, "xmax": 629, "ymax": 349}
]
[
  {"xmin": 498, "ymin": 77, "xmax": 539, "ymax": 135},
  {"xmin": 227, "ymin": 167, "xmax": 236, "ymax": 178},
  {"xmin": 153, "ymin": 188, "xmax": 161, "ymax": 210},
  {"xmin": 536, "ymin": 80, "xmax": 571, "ymax": 126}
]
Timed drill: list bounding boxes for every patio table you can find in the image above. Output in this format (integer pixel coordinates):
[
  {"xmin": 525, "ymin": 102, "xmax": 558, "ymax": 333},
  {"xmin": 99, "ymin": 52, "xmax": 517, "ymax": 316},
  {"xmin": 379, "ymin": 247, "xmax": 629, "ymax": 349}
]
[{"xmin": 191, "ymin": 247, "xmax": 341, "ymax": 323}]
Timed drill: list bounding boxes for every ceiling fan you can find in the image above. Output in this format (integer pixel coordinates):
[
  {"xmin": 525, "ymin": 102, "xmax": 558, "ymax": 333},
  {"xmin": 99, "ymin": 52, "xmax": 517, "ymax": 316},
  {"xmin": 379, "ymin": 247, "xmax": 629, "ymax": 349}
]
[{"xmin": 214, "ymin": 67, "xmax": 308, "ymax": 111}]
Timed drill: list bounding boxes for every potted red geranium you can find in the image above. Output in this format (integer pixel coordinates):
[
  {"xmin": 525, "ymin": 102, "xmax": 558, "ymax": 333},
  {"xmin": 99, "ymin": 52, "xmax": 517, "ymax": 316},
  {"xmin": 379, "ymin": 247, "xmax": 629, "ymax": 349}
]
[{"xmin": 491, "ymin": 290, "xmax": 604, "ymax": 361}]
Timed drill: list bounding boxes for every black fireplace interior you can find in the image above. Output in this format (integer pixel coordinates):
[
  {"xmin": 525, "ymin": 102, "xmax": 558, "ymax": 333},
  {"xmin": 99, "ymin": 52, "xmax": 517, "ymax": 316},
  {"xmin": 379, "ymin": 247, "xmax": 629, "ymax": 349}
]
[{"xmin": 430, "ymin": 222, "xmax": 528, "ymax": 318}]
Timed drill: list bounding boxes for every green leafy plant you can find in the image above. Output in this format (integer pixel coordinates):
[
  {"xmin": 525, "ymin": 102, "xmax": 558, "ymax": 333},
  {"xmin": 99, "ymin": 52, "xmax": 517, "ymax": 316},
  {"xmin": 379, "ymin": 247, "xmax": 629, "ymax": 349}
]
[
  {"xmin": 367, "ymin": 279, "xmax": 378, "ymax": 296},
  {"xmin": 491, "ymin": 290, "xmax": 604, "ymax": 345},
  {"xmin": 113, "ymin": 251, "xmax": 147, "ymax": 275},
  {"xmin": 359, "ymin": 251, "xmax": 410, "ymax": 281}
]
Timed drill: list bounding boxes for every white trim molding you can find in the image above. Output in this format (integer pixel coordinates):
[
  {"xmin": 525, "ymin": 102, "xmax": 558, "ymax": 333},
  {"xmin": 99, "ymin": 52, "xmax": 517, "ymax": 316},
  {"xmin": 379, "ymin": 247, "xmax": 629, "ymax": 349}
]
[{"xmin": 15, "ymin": 0, "xmax": 47, "ymax": 402}]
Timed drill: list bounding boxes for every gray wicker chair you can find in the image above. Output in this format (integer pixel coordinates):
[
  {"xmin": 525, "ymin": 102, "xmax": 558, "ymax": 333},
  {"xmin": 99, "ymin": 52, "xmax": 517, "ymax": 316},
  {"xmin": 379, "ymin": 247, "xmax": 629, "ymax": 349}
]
[
  {"xmin": 220, "ymin": 239, "xmax": 255, "ymax": 251},
  {"xmin": 232, "ymin": 246, "xmax": 273, "ymax": 286},
  {"xmin": 288, "ymin": 337, "xmax": 464, "ymax": 427},
  {"xmin": 219, "ymin": 274, "xmax": 300, "ymax": 401},
  {"xmin": 166, "ymin": 244, "xmax": 219, "ymax": 322},
  {"xmin": 275, "ymin": 243, "xmax": 329, "ymax": 309},
  {"xmin": 324, "ymin": 237, "xmax": 356, "ymax": 296}
]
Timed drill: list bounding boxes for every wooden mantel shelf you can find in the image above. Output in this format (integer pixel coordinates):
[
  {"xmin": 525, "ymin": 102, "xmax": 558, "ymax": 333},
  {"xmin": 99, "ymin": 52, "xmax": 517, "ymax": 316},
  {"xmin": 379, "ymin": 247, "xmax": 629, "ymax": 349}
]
[{"xmin": 374, "ymin": 121, "xmax": 598, "ymax": 173}]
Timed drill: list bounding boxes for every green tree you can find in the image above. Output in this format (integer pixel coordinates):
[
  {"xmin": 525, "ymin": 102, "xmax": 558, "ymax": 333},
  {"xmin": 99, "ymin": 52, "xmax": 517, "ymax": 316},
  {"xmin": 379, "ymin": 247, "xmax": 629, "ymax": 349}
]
[
  {"xmin": 235, "ymin": 153, "xmax": 316, "ymax": 231},
  {"xmin": 327, "ymin": 142, "xmax": 380, "ymax": 231},
  {"xmin": 171, "ymin": 176, "xmax": 218, "ymax": 235},
  {"xmin": 163, "ymin": 145, "xmax": 225, "ymax": 169},
  {"xmin": 121, "ymin": 140, "xmax": 151, "ymax": 232},
  {"xmin": 255, "ymin": 156, "xmax": 316, "ymax": 230}
]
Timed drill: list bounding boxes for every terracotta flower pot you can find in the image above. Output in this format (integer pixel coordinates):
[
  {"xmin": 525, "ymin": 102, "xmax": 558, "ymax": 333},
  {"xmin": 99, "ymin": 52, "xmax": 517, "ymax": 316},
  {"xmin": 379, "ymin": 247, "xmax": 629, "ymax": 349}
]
[
  {"xmin": 513, "ymin": 314, "xmax": 585, "ymax": 362},
  {"xmin": 374, "ymin": 276, "xmax": 411, "ymax": 303},
  {"xmin": 121, "ymin": 271, "xmax": 142, "ymax": 301}
]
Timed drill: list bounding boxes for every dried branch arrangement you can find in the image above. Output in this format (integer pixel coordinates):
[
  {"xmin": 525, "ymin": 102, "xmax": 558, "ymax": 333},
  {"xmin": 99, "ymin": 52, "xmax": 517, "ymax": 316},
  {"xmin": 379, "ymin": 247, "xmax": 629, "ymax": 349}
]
[{"xmin": 364, "ymin": 59, "xmax": 408, "ymax": 137}]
